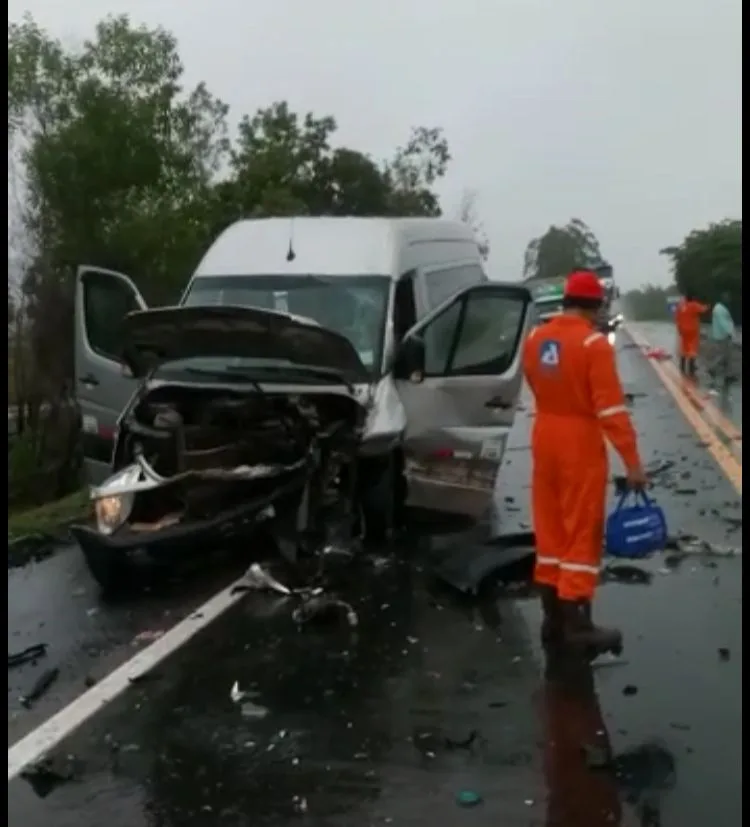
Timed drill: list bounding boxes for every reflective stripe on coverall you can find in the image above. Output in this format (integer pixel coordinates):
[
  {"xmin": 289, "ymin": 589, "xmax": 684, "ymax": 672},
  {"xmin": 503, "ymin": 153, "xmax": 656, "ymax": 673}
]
[
  {"xmin": 675, "ymin": 299, "xmax": 709, "ymax": 359},
  {"xmin": 523, "ymin": 315, "xmax": 641, "ymax": 601}
]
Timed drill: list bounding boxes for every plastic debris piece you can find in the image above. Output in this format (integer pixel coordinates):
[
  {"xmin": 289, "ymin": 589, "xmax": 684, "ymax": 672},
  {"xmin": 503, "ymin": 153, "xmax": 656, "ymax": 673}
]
[
  {"xmin": 592, "ymin": 653, "xmax": 629, "ymax": 669},
  {"xmin": 8, "ymin": 643, "xmax": 48, "ymax": 670},
  {"xmin": 20, "ymin": 667, "xmax": 60, "ymax": 708},
  {"xmin": 583, "ymin": 743, "xmax": 613, "ymax": 770},
  {"xmin": 320, "ymin": 543, "xmax": 354, "ymax": 558},
  {"xmin": 240, "ymin": 700, "xmax": 269, "ymax": 719},
  {"xmin": 20, "ymin": 755, "xmax": 79, "ymax": 798},
  {"xmin": 445, "ymin": 729, "xmax": 479, "ymax": 750},
  {"xmin": 456, "ymin": 790, "xmax": 483, "ymax": 807},
  {"xmin": 132, "ymin": 629, "xmax": 164, "ymax": 644},
  {"xmin": 230, "ymin": 681, "xmax": 247, "ymax": 704},
  {"xmin": 292, "ymin": 596, "xmax": 359, "ymax": 627},
  {"xmin": 292, "ymin": 795, "xmax": 308, "ymax": 813},
  {"xmin": 602, "ymin": 564, "xmax": 653, "ymax": 585},
  {"xmin": 239, "ymin": 563, "xmax": 292, "ymax": 595}
]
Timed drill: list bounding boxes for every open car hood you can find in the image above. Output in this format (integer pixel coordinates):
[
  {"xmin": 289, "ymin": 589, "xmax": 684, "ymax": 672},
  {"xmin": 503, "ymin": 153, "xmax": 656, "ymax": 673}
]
[{"xmin": 122, "ymin": 305, "xmax": 370, "ymax": 381}]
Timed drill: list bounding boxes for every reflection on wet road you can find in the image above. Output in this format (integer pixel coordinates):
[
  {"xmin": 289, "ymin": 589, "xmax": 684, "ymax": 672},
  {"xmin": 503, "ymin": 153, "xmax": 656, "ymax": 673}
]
[{"xmin": 8, "ymin": 329, "xmax": 743, "ymax": 826}]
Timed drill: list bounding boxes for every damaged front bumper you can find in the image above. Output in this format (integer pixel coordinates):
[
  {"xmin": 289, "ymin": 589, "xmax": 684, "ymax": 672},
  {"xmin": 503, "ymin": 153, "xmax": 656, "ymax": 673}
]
[{"xmin": 70, "ymin": 454, "xmax": 309, "ymax": 573}]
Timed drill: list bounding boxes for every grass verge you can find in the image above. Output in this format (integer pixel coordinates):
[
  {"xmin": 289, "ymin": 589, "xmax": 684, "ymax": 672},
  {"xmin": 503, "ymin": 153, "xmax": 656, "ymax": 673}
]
[{"xmin": 8, "ymin": 488, "xmax": 91, "ymax": 541}]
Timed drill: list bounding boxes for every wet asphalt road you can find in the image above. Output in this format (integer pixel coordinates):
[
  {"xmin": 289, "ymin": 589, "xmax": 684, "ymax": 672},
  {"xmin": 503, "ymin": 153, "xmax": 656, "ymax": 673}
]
[
  {"xmin": 632, "ymin": 321, "xmax": 743, "ymax": 429},
  {"xmin": 7, "ymin": 328, "xmax": 743, "ymax": 827}
]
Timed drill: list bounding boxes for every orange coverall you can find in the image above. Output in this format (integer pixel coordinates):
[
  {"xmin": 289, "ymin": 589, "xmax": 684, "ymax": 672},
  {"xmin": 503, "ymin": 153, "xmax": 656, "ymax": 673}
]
[
  {"xmin": 675, "ymin": 299, "xmax": 709, "ymax": 359},
  {"xmin": 523, "ymin": 315, "xmax": 642, "ymax": 601}
]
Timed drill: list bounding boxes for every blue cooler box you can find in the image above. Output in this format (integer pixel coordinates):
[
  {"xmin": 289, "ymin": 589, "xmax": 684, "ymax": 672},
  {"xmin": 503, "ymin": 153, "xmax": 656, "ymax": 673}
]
[{"xmin": 606, "ymin": 491, "xmax": 668, "ymax": 559}]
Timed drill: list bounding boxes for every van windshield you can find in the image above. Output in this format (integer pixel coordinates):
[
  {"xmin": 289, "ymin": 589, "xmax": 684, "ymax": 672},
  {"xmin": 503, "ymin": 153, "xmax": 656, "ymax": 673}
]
[{"xmin": 182, "ymin": 274, "xmax": 390, "ymax": 374}]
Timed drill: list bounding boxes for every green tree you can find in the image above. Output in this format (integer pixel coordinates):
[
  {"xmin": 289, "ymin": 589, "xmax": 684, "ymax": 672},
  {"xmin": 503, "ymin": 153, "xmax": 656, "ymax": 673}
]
[
  {"xmin": 660, "ymin": 220, "xmax": 742, "ymax": 322},
  {"xmin": 456, "ymin": 189, "xmax": 490, "ymax": 261},
  {"xmin": 622, "ymin": 284, "xmax": 676, "ymax": 321},
  {"xmin": 522, "ymin": 218, "xmax": 605, "ymax": 281},
  {"xmin": 384, "ymin": 125, "xmax": 450, "ymax": 216}
]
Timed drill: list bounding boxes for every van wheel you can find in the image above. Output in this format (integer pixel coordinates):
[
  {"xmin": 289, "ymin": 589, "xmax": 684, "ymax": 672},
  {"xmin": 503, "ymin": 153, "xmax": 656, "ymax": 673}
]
[
  {"xmin": 360, "ymin": 452, "xmax": 403, "ymax": 547},
  {"xmin": 81, "ymin": 546, "xmax": 134, "ymax": 597}
]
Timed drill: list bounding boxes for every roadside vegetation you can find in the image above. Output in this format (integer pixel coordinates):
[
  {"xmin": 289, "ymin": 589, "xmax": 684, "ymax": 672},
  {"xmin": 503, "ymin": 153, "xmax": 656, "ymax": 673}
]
[
  {"xmin": 8, "ymin": 488, "xmax": 90, "ymax": 542},
  {"xmin": 520, "ymin": 216, "xmax": 741, "ymax": 324},
  {"xmin": 620, "ymin": 222, "xmax": 742, "ymax": 322},
  {"xmin": 522, "ymin": 218, "xmax": 609, "ymax": 281}
]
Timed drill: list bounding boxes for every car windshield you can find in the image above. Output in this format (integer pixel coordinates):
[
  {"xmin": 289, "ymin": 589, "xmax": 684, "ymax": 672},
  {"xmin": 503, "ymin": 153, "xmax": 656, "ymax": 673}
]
[{"xmin": 180, "ymin": 274, "xmax": 390, "ymax": 375}]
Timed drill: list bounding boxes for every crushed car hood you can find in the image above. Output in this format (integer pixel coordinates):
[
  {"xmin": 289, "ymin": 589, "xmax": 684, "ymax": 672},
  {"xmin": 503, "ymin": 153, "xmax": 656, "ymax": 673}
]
[{"xmin": 122, "ymin": 305, "xmax": 370, "ymax": 381}]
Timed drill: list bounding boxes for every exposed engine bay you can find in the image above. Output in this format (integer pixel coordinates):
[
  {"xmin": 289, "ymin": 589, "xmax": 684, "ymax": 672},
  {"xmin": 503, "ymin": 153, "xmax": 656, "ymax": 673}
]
[{"xmin": 96, "ymin": 384, "xmax": 367, "ymax": 547}]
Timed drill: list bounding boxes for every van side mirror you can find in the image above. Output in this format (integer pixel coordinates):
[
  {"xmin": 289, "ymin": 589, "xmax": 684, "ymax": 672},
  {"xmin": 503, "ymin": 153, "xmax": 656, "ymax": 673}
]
[{"xmin": 393, "ymin": 335, "xmax": 426, "ymax": 380}]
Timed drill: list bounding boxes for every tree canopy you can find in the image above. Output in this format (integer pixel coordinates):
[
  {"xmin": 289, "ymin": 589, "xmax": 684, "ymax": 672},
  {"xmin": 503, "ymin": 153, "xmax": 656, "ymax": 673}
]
[
  {"xmin": 621, "ymin": 285, "xmax": 676, "ymax": 322},
  {"xmin": 522, "ymin": 218, "xmax": 607, "ymax": 282},
  {"xmin": 660, "ymin": 220, "xmax": 742, "ymax": 323}
]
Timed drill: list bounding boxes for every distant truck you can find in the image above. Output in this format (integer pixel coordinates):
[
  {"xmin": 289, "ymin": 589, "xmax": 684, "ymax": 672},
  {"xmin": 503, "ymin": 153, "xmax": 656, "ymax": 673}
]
[{"xmin": 529, "ymin": 263, "xmax": 622, "ymax": 335}]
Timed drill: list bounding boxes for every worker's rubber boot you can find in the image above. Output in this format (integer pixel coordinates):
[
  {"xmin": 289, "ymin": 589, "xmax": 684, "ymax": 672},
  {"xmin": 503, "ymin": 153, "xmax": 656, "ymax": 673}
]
[
  {"xmin": 679, "ymin": 356, "xmax": 687, "ymax": 375},
  {"xmin": 539, "ymin": 584, "xmax": 563, "ymax": 645},
  {"xmin": 560, "ymin": 599, "xmax": 622, "ymax": 658}
]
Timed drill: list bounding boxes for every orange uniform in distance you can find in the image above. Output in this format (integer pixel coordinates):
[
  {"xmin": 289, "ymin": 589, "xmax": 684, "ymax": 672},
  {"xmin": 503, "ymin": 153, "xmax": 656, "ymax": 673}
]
[
  {"xmin": 523, "ymin": 315, "xmax": 642, "ymax": 601},
  {"xmin": 675, "ymin": 299, "xmax": 709, "ymax": 359}
]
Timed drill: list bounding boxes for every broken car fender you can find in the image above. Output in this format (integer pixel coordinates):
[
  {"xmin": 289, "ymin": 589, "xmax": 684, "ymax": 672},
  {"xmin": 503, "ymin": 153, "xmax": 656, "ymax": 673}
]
[{"xmin": 357, "ymin": 376, "xmax": 407, "ymax": 456}]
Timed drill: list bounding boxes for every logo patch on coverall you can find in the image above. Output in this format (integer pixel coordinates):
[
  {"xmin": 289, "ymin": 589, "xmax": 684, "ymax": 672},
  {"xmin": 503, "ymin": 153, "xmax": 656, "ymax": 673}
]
[{"xmin": 538, "ymin": 339, "xmax": 561, "ymax": 368}]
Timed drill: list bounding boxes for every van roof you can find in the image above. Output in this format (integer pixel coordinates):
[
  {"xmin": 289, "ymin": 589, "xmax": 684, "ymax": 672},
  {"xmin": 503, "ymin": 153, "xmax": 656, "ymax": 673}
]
[{"xmin": 193, "ymin": 217, "xmax": 477, "ymax": 278}]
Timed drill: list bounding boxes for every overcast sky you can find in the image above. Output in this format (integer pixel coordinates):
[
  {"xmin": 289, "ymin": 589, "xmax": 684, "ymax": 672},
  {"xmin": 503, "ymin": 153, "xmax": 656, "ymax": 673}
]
[{"xmin": 8, "ymin": 0, "xmax": 742, "ymax": 289}]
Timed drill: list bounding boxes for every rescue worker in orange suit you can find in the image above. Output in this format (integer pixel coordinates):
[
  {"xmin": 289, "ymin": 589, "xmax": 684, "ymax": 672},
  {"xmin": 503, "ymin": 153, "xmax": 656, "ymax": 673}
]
[
  {"xmin": 674, "ymin": 293, "xmax": 709, "ymax": 378},
  {"xmin": 523, "ymin": 270, "xmax": 648, "ymax": 656}
]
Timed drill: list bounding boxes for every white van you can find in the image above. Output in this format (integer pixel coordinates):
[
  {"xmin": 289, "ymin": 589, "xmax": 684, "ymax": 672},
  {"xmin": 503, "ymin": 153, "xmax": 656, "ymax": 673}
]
[
  {"xmin": 76, "ymin": 217, "xmax": 492, "ymax": 473},
  {"xmin": 74, "ymin": 218, "xmax": 532, "ymax": 582}
]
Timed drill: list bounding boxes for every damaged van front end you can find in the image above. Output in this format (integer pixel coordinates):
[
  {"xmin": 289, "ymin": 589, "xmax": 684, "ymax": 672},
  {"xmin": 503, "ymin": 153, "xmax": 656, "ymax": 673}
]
[{"xmin": 71, "ymin": 305, "xmax": 377, "ymax": 591}]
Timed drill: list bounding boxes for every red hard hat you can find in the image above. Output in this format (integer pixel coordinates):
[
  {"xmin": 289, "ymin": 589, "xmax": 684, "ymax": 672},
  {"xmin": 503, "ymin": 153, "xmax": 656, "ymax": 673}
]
[{"xmin": 564, "ymin": 270, "xmax": 605, "ymax": 301}]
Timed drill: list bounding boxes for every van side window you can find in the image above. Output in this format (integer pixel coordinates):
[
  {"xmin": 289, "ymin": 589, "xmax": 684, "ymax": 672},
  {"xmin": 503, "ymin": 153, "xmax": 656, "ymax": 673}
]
[
  {"xmin": 425, "ymin": 263, "xmax": 485, "ymax": 309},
  {"xmin": 393, "ymin": 271, "xmax": 417, "ymax": 342}
]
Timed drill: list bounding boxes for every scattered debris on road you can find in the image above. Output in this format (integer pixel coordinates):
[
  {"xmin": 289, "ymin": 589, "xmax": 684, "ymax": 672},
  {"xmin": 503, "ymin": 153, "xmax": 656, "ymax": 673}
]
[
  {"xmin": 292, "ymin": 595, "xmax": 359, "ymax": 627},
  {"xmin": 8, "ymin": 642, "xmax": 48, "ymax": 670},
  {"xmin": 230, "ymin": 680, "xmax": 249, "ymax": 703},
  {"xmin": 602, "ymin": 563, "xmax": 653, "ymax": 585},
  {"xmin": 20, "ymin": 666, "xmax": 60, "ymax": 708},
  {"xmin": 20, "ymin": 754, "xmax": 80, "ymax": 798},
  {"xmin": 132, "ymin": 629, "xmax": 164, "ymax": 645},
  {"xmin": 235, "ymin": 562, "xmax": 293, "ymax": 595}
]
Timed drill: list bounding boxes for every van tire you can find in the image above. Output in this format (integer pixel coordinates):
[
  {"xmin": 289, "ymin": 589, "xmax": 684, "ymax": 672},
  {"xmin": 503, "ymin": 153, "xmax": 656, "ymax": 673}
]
[
  {"xmin": 360, "ymin": 452, "xmax": 404, "ymax": 547},
  {"xmin": 81, "ymin": 547, "xmax": 134, "ymax": 597}
]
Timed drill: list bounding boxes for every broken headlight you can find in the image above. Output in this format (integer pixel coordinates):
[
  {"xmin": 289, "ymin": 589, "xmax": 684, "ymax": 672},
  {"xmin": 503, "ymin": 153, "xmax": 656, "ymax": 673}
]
[{"xmin": 92, "ymin": 465, "xmax": 141, "ymax": 535}]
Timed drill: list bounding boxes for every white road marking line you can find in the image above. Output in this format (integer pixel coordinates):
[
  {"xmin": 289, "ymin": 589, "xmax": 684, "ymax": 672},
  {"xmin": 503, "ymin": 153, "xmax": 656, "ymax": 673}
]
[{"xmin": 8, "ymin": 581, "xmax": 246, "ymax": 781}]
